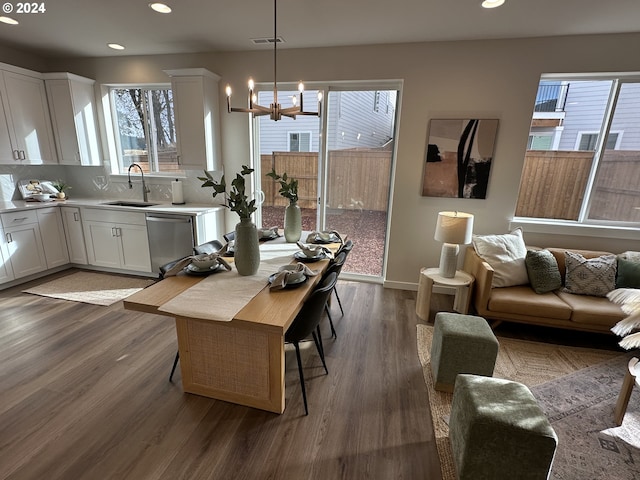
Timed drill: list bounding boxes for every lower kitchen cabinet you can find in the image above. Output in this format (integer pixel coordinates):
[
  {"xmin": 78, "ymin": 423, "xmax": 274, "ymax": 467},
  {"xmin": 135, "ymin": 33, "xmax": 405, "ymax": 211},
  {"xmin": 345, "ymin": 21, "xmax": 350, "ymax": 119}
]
[
  {"xmin": 0, "ymin": 210, "xmax": 47, "ymax": 279},
  {"xmin": 82, "ymin": 208, "xmax": 151, "ymax": 272},
  {"xmin": 36, "ymin": 207, "xmax": 70, "ymax": 268},
  {"xmin": 0, "ymin": 227, "xmax": 14, "ymax": 283},
  {"xmin": 60, "ymin": 206, "xmax": 88, "ymax": 264}
]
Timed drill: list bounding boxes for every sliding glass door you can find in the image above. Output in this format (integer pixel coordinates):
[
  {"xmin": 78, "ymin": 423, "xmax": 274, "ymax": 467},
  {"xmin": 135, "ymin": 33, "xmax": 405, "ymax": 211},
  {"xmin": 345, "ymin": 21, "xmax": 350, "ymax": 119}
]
[{"xmin": 254, "ymin": 82, "xmax": 400, "ymax": 280}]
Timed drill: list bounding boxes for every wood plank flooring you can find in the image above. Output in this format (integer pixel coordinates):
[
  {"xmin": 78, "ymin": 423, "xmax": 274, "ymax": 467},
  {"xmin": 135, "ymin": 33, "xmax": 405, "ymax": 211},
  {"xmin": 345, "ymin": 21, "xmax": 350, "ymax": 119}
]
[{"xmin": 0, "ymin": 272, "xmax": 442, "ymax": 480}]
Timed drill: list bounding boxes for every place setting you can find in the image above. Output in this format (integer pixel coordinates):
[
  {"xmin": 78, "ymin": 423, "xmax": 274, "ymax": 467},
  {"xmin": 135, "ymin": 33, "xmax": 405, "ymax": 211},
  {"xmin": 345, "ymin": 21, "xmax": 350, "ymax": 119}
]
[
  {"xmin": 305, "ymin": 230, "xmax": 343, "ymax": 245},
  {"xmin": 294, "ymin": 241, "xmax": 333, "ymax": 262},
  {"xmin": 268, "ymin": 263, "xmax": 319, "ymax": 290},
  {"xmin": 163, "ymin": 252, "xmax": 233, "ymax": 277}
]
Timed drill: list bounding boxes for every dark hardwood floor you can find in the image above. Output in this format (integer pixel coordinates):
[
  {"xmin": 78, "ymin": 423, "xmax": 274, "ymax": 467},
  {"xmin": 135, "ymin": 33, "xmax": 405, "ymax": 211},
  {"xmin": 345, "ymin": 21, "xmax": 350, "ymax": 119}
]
[{"xmin": 0, "ymin": 272, "xmax": 444, "ymax": 480}]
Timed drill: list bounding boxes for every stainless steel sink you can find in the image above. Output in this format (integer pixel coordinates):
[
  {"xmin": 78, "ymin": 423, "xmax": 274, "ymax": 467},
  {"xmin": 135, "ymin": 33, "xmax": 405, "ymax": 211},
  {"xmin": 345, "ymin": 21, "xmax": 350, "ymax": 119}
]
[{"xmin": 101, "ymin": 201, "xmax": 159, "ymax": 208}]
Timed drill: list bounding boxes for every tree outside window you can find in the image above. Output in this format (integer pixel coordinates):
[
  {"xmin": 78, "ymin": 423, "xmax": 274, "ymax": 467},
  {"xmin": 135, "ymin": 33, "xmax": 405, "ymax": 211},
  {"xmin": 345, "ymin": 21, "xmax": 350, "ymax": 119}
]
[{"xmin": 111, "ymin": 87, "xmax": 179, "ymax": 174}]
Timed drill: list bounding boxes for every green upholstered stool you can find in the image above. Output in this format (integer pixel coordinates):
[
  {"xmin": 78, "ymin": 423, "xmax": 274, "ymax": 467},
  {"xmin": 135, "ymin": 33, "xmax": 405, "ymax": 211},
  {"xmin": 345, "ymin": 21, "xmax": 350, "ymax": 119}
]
[
  {"xmin": 430, "ymin": 312, "xmax": 498, "ymax": 393},
  {"xmin": 450, "ymin": 374, "xmax": 558, "ymax": 480}
]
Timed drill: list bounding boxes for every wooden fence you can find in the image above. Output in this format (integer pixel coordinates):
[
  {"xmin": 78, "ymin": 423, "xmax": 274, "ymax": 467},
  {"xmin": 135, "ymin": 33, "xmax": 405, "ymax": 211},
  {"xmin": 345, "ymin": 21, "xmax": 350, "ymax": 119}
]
[
  {"xmin": 261, "ymin": 147, "xmax": 392, "ymax": 211},
  {"xmin": 516, "ymin": 150, "xmax": 640, "ymax": 222}
]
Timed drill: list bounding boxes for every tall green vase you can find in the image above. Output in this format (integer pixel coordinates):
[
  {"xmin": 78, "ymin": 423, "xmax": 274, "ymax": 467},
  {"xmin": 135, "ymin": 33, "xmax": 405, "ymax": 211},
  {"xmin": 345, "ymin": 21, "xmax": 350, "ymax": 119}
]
[
  {"xmin": 234, "ymin": 218, "xmax": 260, "ymax": 275},
  {"xmin": 284, "ymin": 201, "xmax": 302, "ymax": 243}
]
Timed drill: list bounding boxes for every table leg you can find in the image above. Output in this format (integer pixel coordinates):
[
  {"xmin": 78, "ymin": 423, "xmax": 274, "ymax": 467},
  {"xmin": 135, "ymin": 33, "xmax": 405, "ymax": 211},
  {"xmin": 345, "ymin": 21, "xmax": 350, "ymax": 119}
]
[
  {"xmin": 416, "ymin": 269, "xmax": 434, "ymax": 321},
  {"xmin": 175, "ymin": 316, "xmax": 285, "ymax": 413}
]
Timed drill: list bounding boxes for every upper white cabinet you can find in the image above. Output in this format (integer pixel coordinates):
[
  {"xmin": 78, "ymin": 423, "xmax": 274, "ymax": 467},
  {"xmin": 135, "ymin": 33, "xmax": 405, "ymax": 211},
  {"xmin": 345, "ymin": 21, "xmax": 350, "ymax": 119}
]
[
  {"xmin": 0, "ymin": 67, "xmax": 57, "ymax": 164},
  {"xmin": 44, "ymin": 73, "xmax": 102, "ymax": 166},
  {"xmin": 164, "ymin": 68, "xmax": 222, "ymax": 171}
]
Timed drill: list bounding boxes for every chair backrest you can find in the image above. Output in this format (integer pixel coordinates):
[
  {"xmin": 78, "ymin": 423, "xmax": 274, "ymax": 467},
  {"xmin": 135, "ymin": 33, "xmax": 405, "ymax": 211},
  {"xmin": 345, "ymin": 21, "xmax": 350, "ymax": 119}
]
[
  {"xmin": 324, "ymin": 251, "xmax": 347, "ymax": 278},
  {"xmin": 336, "ymin": 239, "xmax": 354, "ymax": 257},
  {"xmin": 285, "ymin": 272, "xmax": 338, "ymax": 343},
  {"xmin": 194, "ymin": 239, "xmax": 224, "ymax": 255},
  {"xmin": 223, "ymin": 231, "xmax": 236, "ymax": 243}
]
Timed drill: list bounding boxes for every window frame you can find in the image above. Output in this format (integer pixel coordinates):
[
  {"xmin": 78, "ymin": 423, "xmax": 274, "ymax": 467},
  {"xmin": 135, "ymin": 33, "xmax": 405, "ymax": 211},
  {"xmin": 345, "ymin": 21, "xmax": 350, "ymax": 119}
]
[
  {"xmin": 516, "ymin": 73, "xmax": 640, "ymax": 230},
  {"xmin": 106, "ymin": 83, "xmax": 181, "ymax": 177},
  {"xmin": 287, "ymin": 131, "xmax": 312, "ymax": 152}
]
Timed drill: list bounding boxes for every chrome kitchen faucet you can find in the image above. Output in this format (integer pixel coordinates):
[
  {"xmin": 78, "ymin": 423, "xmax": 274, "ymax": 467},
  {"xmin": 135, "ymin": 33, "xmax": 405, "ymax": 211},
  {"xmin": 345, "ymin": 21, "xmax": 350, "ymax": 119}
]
[{"xmin": 128, "ymin": 163, "xmax": 150, "ymax": 202}]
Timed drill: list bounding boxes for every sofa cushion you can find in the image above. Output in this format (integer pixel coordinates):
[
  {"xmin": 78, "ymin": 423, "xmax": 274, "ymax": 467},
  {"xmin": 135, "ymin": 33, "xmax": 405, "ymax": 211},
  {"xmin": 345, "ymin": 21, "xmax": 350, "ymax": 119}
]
[
  {"xmin": 616, "ymin": 257, "xmax": 640, "ymax": 289},
  {"xmin": 556, "ymin": 291, "xmax": 625, "ymax": 326},
  {"xmin": 525, "ymin": 249, "xmax": 562, "ymax": 294},
  {"xmin": 547, "ymin": 248, "xmax": 613, "ymax": 282},
  {"xmin": 472, "ymin": 228, "xmax": 529, "ymax": 288},
  {"xmin": 488, "ymin": 286, "xmax": 572, "ymax": 320},
  {"xmin": 563, "ymin": 251, "xmax": 616, "ymax": 297}
]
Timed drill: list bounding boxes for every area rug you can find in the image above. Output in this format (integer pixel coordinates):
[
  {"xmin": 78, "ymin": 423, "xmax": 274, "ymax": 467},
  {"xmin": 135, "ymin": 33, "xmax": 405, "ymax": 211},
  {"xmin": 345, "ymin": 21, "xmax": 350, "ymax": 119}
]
[
  {"xmin": 416, "ymin": 324, "xmax": 631, "ymax": 480},
  {"xmin": 23, "ymin": 271, "xmax": 155, "ymax": 306}
]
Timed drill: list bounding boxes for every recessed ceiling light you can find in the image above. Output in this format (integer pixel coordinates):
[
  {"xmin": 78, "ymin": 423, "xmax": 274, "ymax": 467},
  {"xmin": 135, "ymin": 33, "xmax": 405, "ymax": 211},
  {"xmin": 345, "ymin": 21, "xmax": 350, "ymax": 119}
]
[
  {"xmin": 108, "ymin": 43, "xmax": 125, "ymax": 50},
  {"xmin": 482, "ymin": 0, "xmax": 505, "ymax": 8},
  {"xmin": 0, "ymin": 16, "xmax": 19, "ymax": 25},
  {"xmin": 149, "ymin": 3, "xmax": 172, "ymax": 13}
]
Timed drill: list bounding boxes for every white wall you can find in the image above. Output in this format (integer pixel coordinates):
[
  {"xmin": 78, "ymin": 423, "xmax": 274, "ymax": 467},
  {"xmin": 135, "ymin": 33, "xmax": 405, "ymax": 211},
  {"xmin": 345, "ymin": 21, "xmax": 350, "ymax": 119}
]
[{"xmin": 15, "ymin": 32, "xmax": 640, "ymax": 288}]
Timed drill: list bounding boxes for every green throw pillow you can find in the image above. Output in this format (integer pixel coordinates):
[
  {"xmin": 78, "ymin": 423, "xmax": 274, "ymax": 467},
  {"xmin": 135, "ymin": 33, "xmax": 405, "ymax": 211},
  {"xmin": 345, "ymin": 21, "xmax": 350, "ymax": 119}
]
[
  {"xmin": 616, "ymin": 257, "xmax": 640, "ymax": 289},
  {"xmin": 525, "ymin": 249, "xmax": 562, "ymax": 294}
]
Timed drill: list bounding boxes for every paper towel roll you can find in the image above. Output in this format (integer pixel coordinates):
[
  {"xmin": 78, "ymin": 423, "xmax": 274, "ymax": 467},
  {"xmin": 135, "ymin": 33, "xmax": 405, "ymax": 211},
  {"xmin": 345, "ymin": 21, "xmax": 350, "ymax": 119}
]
[{"xmin": 171, "ymin": 179, "xmax": 185, "ymax": 204}]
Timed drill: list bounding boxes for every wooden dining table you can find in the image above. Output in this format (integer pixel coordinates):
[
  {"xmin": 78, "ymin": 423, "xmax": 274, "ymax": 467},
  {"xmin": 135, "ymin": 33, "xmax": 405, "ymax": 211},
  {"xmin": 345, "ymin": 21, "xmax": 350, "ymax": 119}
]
[{"xmin": 123, "ymin": 241, "xmax": 337, "ymax": 414}]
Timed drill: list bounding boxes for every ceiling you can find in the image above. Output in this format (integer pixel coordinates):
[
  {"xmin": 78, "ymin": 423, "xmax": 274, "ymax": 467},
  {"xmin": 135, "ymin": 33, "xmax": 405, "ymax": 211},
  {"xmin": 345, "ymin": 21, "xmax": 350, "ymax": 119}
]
[{"xmin": 0, "ymin": 0, "xmax": 639, "ymax": 59}]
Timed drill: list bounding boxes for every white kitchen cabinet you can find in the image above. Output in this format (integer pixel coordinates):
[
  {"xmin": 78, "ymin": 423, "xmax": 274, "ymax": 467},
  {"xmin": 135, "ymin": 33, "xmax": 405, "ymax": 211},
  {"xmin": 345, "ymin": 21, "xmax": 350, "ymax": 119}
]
[
  {"xmin": 164, "ymin": 68, "xmax": 221, "ymax": 171},
  {"xmin": 1, "ymin": 68, "xmax": 57, "ymax": 164},
  {"xmin": 1, "ymin": 210, "xmax": 48, "ymax": 279},
  {"xmin": 36, "ymin": 207, "xmax": 70, "ymax": 269},
  {"xmin": 60, "ymin": 206, "xmax": 88, "ymax": 264},
  {"xmin": 82, "ymin": 208, "xmax": 152, "ymax": 272},
  {"xmin": 0, "ymin": 226, "xmax": 15, "ymax": 283},
  {"xmin": 44, "ymin": 73, "xmax": 102, "ymax": 166}
]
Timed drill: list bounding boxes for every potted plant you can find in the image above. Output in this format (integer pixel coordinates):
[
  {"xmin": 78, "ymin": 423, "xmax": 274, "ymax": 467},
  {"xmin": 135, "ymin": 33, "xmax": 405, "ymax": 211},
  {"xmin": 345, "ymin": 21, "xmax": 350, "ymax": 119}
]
[
  {"xmin": 52, "ymin": 180, "xmax": 71, "ymax": 199},
  {"xmin": 266, "ymin": 168, "xmax": 301, "ymax": 242},
  {"xmin": 199, "ymin": 166, "xmax": 260, "ymax": 275}
]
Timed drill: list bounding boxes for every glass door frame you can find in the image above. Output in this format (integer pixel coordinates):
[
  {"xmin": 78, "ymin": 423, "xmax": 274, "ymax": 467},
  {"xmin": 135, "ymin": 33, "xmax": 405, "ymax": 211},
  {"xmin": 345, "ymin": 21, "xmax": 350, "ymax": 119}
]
[{"xmin": 250, "ymin": 79, "xmax": 403, "ymax": 282}]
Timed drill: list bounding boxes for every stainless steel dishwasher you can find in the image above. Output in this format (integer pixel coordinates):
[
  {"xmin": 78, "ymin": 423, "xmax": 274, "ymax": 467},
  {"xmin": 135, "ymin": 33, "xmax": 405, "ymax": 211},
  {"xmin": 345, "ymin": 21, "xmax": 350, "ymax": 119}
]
[{"xmin": 146, "ymin": 213, "xmax": 195, "ymax": 274}]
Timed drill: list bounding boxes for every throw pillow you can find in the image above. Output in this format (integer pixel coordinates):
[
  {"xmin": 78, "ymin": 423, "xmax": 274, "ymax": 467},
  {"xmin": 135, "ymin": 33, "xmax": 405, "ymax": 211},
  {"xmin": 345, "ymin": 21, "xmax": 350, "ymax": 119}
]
[
  {"xmin": 472, "ymin": 227, "xmax": 529, "ymax": 288},
  {"xmin": 563, "ymin": 251, "xmax": 617, "ymax": 297},
  {"xmin": 616, "ymin": 257, "xmax": 640, "ymax": 289},
  {"xmin": 525, "ymin": 249, "xmax": 562, "ymax": 294}
]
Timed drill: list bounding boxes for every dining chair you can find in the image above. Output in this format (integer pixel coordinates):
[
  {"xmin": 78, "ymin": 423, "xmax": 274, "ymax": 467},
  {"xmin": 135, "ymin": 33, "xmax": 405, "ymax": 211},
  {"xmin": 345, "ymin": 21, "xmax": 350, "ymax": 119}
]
[
  {"xmin": 285, "ymin": 272, "xmax": 338, "ymax": 415},
  {"xmin": 336, "ymin": 239, "xmax": 354, "ymax": 257},
  {"xmin": 322, "ymin": 251, "xmax": 347, "ymax": 338},
  {"xmin": 193, "ymin": 239, "xmax": 224, "ymax": 255},
  {"xmin": 223, "ymin": 231, "xmax": 235, "ymax": 242}
]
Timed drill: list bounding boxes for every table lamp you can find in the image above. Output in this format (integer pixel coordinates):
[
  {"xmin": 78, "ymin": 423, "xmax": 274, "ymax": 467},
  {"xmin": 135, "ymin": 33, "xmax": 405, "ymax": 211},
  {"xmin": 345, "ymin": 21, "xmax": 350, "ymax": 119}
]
[{"xmin": 434, "ymin": 211, "xmax": 474, "ymax": 278}]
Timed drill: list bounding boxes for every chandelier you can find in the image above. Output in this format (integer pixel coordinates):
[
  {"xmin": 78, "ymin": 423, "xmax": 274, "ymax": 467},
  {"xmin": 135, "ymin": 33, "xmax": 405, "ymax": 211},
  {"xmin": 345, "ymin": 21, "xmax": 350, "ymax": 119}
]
[{"xmin": 225, "ymin": 0, "xmax": 322, "ymax": 121}]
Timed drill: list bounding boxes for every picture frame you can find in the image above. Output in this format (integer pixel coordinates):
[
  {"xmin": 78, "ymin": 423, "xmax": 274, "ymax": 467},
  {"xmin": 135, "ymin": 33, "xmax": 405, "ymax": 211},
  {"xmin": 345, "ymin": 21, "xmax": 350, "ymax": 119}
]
[{"xmin": 421, "ymin": 118, "xmax": 499, "ymax": 199}]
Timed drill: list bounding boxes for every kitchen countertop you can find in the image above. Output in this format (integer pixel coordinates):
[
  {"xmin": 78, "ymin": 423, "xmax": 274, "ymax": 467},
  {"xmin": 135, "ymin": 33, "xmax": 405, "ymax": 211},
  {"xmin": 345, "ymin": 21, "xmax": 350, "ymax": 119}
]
[{"xmin": 0, "ymin": 198, "xmax": 225, "ymax": 216}]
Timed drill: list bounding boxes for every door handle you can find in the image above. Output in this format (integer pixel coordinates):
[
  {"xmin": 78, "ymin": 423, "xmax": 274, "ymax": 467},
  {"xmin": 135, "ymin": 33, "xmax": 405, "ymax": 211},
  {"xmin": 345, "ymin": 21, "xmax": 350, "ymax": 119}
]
[
  {"xmin": 6, "ymin": 233, "xmax": 12, "ymax": 243},
  {"xmin": 74, "ymin": 212, "xmax": 79, "ymax": 222}
]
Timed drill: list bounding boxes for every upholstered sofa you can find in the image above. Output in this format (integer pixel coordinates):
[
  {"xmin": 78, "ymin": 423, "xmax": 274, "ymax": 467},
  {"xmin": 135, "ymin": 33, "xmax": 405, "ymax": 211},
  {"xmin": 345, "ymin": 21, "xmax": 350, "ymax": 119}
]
[{"xmin": 463, "ymin": 246, "xmax": 628, "ymax": 334}]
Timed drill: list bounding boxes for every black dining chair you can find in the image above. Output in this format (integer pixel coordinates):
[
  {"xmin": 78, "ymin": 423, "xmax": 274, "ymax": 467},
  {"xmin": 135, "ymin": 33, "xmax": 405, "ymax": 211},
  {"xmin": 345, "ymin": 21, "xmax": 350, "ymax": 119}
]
[
  {"xmin": 322, "ymin": 251, "xmax": 347, "ymax": 338},
  {"xmin": 285, "ymin": 272, "xmax": 338, "ymax": 415},
  {"xmin": 223, "ymin": 231, "xmax": 235, "ymax": 243},
  {"xmin": 193, "ymin": 239, "xmax": 224, "ymax": 255}
]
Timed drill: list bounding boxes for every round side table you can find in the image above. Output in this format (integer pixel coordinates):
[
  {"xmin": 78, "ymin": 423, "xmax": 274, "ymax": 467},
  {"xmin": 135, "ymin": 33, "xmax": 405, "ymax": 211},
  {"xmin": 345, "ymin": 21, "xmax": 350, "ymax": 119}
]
[{"xmin": 416, "ymin": 267, "xmax": 475, "ymax": 320}]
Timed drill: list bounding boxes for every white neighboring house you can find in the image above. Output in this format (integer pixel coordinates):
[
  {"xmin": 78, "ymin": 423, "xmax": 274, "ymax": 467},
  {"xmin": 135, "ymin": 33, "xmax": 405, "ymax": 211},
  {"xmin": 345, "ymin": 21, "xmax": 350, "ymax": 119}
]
[
  {"xmin": 529, "ymin": 80, "xmax": 640, "ymax": 151},
  {"xmin": 257, "ymin": 89, "xmax": 397, "ymax": 154}
]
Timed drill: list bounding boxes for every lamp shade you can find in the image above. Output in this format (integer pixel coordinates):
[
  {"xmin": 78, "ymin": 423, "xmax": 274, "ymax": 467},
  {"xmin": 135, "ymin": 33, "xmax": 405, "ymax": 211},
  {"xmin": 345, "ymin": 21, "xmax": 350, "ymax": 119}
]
[{"xmin": 434, "ymin": 211, "xmax": 474, "ymax": 245}]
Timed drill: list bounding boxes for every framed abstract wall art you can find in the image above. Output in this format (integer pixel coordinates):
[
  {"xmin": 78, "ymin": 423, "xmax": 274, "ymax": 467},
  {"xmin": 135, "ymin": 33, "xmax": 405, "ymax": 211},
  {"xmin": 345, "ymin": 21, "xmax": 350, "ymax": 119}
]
[{"xmin": 422, "ymin": 118, "xmax": 499, "ymax": 199}]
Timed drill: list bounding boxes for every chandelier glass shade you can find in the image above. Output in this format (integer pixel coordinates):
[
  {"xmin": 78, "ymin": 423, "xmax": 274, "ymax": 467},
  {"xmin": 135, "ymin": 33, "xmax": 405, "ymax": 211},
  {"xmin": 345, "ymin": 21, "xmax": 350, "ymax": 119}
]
[{"xmin": 225, "ymin": 0, "xmax": 322, "ymax": 121}]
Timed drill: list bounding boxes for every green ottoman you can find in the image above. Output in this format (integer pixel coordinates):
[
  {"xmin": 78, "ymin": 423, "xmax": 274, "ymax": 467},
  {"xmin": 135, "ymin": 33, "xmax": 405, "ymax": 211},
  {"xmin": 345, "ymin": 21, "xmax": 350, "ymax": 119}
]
[
  {"xmin": 450, "ymin": 374, "xmax": 558, "ymax": 480},
  {"xmin": 430, "ymin": 312, "xmax": 498, "ymax": 393}
]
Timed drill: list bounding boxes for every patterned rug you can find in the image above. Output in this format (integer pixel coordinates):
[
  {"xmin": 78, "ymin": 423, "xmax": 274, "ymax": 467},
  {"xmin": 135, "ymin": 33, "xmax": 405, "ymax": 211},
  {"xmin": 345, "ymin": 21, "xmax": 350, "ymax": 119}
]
[
  {"xmin": 23, "ymin": 271, "xmax": 155, "ymax": 306},
  {"xmin": 416, "ymin": 324, "xmax": 634, "ymax": 480}
]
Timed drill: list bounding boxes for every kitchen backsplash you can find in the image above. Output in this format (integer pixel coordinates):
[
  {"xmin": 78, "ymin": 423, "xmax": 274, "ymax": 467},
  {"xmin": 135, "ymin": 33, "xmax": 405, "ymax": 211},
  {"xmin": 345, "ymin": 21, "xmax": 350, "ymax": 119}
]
[{"xmin": 0, "ymin": 164, "xmax": 218, "ymax": 204}]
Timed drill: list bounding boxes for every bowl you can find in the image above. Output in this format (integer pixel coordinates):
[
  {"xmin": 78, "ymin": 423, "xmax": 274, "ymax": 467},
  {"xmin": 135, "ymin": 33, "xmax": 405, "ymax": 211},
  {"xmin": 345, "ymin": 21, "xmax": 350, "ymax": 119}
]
[
  {"xmin": 32, "ymin": 193, "xmax": 50, "ymax": 201},
  {"xmin": 191, "ymin": 254, "xmax": 218, "ymax": 269}
]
